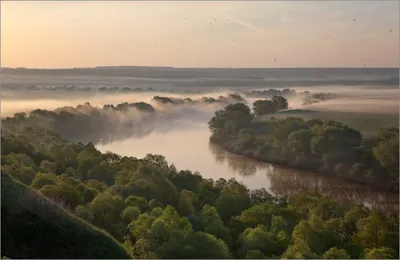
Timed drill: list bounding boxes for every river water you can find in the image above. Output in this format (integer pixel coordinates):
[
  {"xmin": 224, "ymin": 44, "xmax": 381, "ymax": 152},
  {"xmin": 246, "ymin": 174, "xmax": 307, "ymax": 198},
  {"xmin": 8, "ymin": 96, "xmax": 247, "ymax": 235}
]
[{"xmin": 96, "ymin": 121, "xmax": 399, "ymax": 214}]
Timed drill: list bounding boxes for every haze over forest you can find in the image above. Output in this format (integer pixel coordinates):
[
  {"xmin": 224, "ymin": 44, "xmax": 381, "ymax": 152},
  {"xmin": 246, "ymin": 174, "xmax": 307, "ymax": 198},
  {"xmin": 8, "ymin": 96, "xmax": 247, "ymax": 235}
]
[{"xmin": 1, "ymin": 1, "xmax": 399, "ymax": 260}]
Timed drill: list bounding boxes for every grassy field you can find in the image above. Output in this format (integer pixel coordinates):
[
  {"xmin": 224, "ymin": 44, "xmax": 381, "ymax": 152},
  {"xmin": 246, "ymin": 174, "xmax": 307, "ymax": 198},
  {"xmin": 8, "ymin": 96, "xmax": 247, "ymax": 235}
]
[
  {"xmin": 259, "ymin": 109, "xmax": 398, "ymax": 136},
  {"xmin": 1, "ymin": 173, "xmax": 132, "ymax": 259}
]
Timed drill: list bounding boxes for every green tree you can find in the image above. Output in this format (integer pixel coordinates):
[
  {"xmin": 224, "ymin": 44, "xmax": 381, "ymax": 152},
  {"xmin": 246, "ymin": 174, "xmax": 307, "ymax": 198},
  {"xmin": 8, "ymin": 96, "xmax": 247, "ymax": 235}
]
[
  {"xmin": 39, "ymin": 160, "xmax": 58, "ymax": 173},
  {"xmin": 239, "ymin": 225, "xmax": 283, "ymax": 257},
  {"xmin": 352, "ymin": 213, "xmax": 389, "ymax": 249},
  {"xmin": 364, "ymin": 247, "xmax": 398, "ymax": 259},
  {"xmin": 121, "ymin": 206, "xmax": 141, "ymax": 224},
  {"xmin": 31, "ymin": 173, "xmax": 57, "ymax": 189},
  {"xmin": 322, "ymin": 247, "xmax": 350, "ymax": 259},
  {"xmin": 39, "ymin": 183, "xmax": 84, "ymax": 209},
  {"xmin": 187, "ymin": 232, "xmax": 231, "ymax": 259},
  {"xmin": 200, "ymin": 205, "xmax": 232, "ymax": 247}
]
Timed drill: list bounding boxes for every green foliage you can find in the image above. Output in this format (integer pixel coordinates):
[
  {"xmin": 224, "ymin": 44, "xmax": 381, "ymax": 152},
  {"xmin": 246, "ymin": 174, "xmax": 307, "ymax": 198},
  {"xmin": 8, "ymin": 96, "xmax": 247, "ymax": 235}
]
[
  {"xmin": 364, "ymin": 247, "xmax": 398, "ymax": 259},
  {"xmin": 121, "ymin": 206, "xmax": 141, "ymax": 224},
  {"xmin": 253, "ymin": 96, "xmax": 288, "ymax": 116},
  {"xmin": 209, "ymin": 102, "xmax": 399, "ymax": 190},
  {"xmin": 187, "ymin": 232, "xmax": 231, "ymax": 259},
  {"xmin": 125, "ymin": 196, "xmax": 148, "ymax": 212},
  {"xmin": 31, "ymin": 172, "xmax": 57, "ymax": 189},
  {"xmin": 1, "ymin": 110, "xmax": 399, "ymax": 259},
  {"xmin": 322, "ymin": 247, "xmax": 351, "ymax": 259},
  {"xmin": 238, "ymin": 225, "xmax": 283, "ymax": 257},
  {"xmin": 39, "ymin": 182, "xmax": 84, "ymax": 209},
  {"xmin": 1, "ymin": 173, "xmax": 131, "ymax": 259}
]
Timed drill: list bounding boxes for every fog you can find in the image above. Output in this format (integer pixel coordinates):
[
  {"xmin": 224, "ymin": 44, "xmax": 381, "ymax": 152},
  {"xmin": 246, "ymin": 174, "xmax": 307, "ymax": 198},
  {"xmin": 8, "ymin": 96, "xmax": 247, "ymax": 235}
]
[
  {"xmin": 2, "ymin": 84, "xmax": 398, "ymax": 212},
  {"xmin": 0, "ymin": 90, "xmax": 234, "ymax": 117},
  {"xmin": 295, "ymin": 86, "xmax": 400, "ymax": 114},
  {"xmin": 2, "ymin": 85, "xmax": 399, "ymax": 117}
]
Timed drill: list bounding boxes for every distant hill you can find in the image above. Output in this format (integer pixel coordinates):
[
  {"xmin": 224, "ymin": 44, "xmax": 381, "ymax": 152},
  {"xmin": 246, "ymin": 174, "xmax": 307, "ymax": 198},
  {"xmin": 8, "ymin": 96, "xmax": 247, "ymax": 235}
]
[
  {"xmin": 1, "ymin": 67, "xmax": 398, "ymax": 87},
  {"xmin": 1, "ymin": 173, "xmax": 132, "ymax": 259}
]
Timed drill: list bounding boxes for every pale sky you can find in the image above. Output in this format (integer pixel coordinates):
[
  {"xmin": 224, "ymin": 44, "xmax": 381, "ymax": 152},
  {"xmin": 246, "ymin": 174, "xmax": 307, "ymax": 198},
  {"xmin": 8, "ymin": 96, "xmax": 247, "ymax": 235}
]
[{"xmin": 1, "ymin": 1, "xmax": 399, "ymax": 68}]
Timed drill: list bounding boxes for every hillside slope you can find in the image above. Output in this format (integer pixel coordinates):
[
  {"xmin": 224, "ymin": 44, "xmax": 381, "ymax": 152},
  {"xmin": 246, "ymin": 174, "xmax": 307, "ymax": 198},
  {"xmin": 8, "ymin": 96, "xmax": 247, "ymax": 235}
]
[{"xmin": 1, "ymin": 173, "xmax": 131, "ymax": 259}]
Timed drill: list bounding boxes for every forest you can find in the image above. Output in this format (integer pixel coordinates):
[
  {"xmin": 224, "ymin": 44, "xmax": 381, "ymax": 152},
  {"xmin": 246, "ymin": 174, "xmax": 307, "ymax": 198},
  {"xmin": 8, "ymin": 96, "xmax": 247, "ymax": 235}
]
[
  {"xmin": 1, "ymin": 93, "xmax": 244, "ymax": 144},
  {"xmin": 209, "ymin": 97, "xmax": 399, "ymax": 191},
  {"xmin": 1, "ymin": 95, "xmax": 399, "ymax": 259}
]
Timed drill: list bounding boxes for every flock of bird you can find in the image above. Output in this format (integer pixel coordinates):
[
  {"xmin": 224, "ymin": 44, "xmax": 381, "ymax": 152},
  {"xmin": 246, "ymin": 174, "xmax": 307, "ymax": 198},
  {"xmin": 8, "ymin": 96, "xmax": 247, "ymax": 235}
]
[{"xmin": 144, "ymin": 13, "xmax": 395, "ymax": 67}]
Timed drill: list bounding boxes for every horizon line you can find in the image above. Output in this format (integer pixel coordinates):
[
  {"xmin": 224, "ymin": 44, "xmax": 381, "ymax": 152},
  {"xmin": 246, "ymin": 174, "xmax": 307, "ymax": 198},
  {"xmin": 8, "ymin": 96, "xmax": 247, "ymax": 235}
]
[{"xmin": 2, "ymin": 66, "xmax": 399, "ymax": 70}]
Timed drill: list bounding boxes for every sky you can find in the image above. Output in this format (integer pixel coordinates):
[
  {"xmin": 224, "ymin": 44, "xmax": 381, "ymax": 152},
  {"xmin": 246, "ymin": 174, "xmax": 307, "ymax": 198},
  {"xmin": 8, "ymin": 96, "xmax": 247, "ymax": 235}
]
[{"xmin": 1, "ymin": 1, "xmax": 399, "ymax": 68}]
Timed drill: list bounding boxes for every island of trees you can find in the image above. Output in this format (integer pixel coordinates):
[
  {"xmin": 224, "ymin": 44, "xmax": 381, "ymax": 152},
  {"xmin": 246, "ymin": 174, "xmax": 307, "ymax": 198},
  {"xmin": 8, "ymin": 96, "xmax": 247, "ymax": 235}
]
[
  {"xmin": 209, "ymin": 96, "xmax": 399, "ymax": 191},
  {"xmin": 1, "ymin": 96, "xmax": 399, "ymax": 259}
]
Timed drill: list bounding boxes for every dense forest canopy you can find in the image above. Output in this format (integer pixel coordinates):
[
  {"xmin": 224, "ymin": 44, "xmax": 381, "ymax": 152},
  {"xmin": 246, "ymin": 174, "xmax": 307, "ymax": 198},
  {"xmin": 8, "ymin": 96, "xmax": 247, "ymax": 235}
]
[
  {"xmin": 1, "ymin": 94, "xmax": 399, "ymax": 259},
  {"xmin": 208, "ymin": 99, "xmax": 399, "ymax": 191}
]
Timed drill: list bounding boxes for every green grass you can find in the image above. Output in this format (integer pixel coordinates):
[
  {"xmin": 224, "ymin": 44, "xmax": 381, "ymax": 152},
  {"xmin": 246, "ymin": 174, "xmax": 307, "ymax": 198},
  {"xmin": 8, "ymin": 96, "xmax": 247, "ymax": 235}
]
[
  {"xmin": 1, "ymin": 173, "xmax": 132, "ymax": 259},
  {"xmin": 261, "ymin": 109, "xmax": 399, "ymax": 136}
]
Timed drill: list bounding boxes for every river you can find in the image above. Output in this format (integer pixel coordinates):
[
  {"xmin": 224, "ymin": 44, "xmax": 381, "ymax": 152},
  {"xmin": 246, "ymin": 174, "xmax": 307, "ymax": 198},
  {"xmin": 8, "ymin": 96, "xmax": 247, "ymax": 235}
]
[{"xmin": 96, "ymin": 120, "xmax": 399, "ymax": 214}]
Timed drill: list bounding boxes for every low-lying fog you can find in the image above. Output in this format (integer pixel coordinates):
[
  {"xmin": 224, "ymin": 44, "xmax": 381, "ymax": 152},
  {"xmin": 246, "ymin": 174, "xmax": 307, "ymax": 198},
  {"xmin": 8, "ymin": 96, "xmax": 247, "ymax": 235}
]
[
  {"xmin": 2, "ymin": 85, "xmax": 399, "ymax": 117},
  {"xmin": 2, "ymin": 85, "xmax": 399, "ymax": 212}
]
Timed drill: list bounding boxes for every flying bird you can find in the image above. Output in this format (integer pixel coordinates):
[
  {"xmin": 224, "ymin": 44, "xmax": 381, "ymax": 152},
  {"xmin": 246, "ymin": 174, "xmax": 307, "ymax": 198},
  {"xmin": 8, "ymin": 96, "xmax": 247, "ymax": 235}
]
[
  {"xmin": 353, "ymin": 19, "xmax": 356, "ymax": 22},
  {"xmin": 390, "ymin": 30, "xmax": 392, "ymax": 32}
]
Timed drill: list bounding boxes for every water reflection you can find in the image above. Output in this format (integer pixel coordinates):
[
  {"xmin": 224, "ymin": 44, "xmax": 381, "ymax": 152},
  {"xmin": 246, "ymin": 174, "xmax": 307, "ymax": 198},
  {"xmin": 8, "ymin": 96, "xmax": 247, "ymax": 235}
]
[
  {"xmin": 208, "ymin": 142, "xmax": 399, "ymax": 214},
  {"xmin": 208, "ymin": 143, "xmax": 261, "ymax": 176},
  {"xmin": 97, "ymin": 123, "xmax": 398, "ymax": 214}
]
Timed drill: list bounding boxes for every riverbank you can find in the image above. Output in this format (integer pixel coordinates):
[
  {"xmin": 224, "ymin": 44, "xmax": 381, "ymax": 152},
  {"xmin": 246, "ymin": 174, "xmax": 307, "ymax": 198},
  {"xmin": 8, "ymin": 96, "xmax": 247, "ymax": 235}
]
[
  {"xmin": 209, "ymin": 139, "xmax": 399, "ymax": 193},
  {"xmin": 208, "ymin": 103, "xmax": 399, "ymax": 192}
]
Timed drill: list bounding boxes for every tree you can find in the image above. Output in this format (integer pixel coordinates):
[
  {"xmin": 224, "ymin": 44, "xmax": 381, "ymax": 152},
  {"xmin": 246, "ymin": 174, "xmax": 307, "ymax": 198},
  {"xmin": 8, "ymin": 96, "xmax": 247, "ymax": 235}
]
[
  {"xmin": 200, "ymin": 205, "xmax": 232, "ymax": 247},
  {"xmin": 239, "ymin": 225, "xmax": 283, "ymax": 257},
  {"xmin": 88, "ymin": 160, "xmax": 115, "ymax": 185},
  {"xmin": 373, "ymin": 136, "xmax": 399, "ymax": 177},
  {"xmin": 271, "ymin": 215, "xmax": 289, "ymax": 235},
  {"xmin": 244, "ymin": 250, "xmax": 265, "ymax": 259},
  {"xmin": 39, "ymin": 183, "xmax": 84, "ymax": 209},
  {"xmin": 216, "ymin": 193, "xmax": 246, "ymax": 222},
  {"xmin": 272, "ymin": 96, "xmax": 288, "ymax": 110},
  {"xmin": 187, "ymin": 232, "xmax": 231, "ymax": 259},
  {"xmin": 352, "ymin": 213, "xmax": 389, "ymax": 249},
  {"xmin": 283, "ymin": 239, "xmax": 318, "ymax": 259},
  {"xmin": 253, "ymin": 99, "xmax": 277, "ymax": 116},
  {"xmin": 3, "ymin": 165, "xmax": 36, "ymax": 185},
  {"xmin": 125, "ymin": 196, "xmax": 148, "ymax": 212},
  {"xmin": 364, "ymin": 247, "xmax": 398, "ymax": 259},
  {"xmin": 178, "ymin": 189, "xmax": 198, "ymax": 216},
  {"xmin": 208, "ymin": 103, "xmax": 254, "ymax": 137},
  {"xmin": 31, "ymin": 173, "xmax": 57, "ymax": 189},
  {"xmin": 291, "ymin": 220, "xmax": 323, "ymax": 254},
  {"xmin": 39, "ymin": 160, "xmax": 58, "ymax": 173},
  {"xmin": 89, "ymin": 193, "xmax": 125, "ymax": 231},
  {"xmin": 121, "ymin": 206, "xmax": 141, "ymax": 224},
  {"xmin": 322, "ymin": 247, "xmax": 350, "ymax": 259}
]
